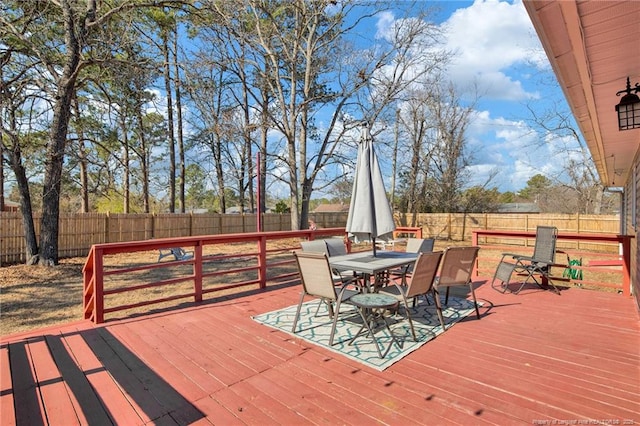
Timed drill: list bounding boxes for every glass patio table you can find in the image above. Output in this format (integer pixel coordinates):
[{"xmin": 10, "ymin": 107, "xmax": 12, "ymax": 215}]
[
  {"xmin": 348, "ymin": 292, "xmax": 400, "ymax": 358},
  {"xmin": 328, "ymin": 251, "xmax": 418, "ymax": 291}
]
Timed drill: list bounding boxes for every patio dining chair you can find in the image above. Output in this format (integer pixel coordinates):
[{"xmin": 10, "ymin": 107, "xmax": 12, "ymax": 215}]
[
  {"xmin": 492, "ymin": 226, "xmax": 560, "ymax": 295},
  {"xmin": 434, "ymin": 246, "xmax": 481, "ymax": 324},
  {"xmin": 389, "ymin": 237, "xmax": 435, "ymax": 283},
  {"xmin": 291, "ymin": 251, "xmax": 359, "ymax": 346},
  {"xmin": 378, "ymin": 251, "xmax": 445, "ymax": 340},
  {"xmin": 405, "ymin": 237, "xmax": 435, "ymax": 254},
  {"xmin": 325, "ymin": 238, "xmax": 348, "ymax": 256},
  {"xmin": 300, "ymin": 239, "xmax": 330, "ymax": 255},
  {"xmin": 301, "ymin": 239, "xmax": 364, "ymax": 286}
]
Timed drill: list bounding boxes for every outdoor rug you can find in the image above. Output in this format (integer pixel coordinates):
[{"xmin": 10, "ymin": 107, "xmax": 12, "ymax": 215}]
[{"xmin": 252, "ymin": 296, "xmax": 479, "ymax": 371}]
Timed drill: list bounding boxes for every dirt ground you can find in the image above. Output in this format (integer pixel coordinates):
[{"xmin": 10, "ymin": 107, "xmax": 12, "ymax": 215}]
[
  {"xmin": 0, "ymin": 241, "xmax": 281, "ymax": 337},
  {"xmin": 1, "ymin": 257, "xmax": 87, "ymax": 336}
]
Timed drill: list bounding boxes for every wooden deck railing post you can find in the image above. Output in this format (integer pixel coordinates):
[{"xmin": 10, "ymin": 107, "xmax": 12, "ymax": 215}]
[
  {"xmin": 82, "ymin": 247, "xmax": 95, "ymax": 320},
  {"xmin": 621, "ymin": 235, "xmax": 631, "ymax": 297},
  {"xmin": 258, "ymin": 235, "xmax": 267, "ymax": 289},
  {"xmin": 194, "ymin": 242, "xmax": 203, "ymax": 302},
  {"xmin": 94, "ymin": 247, "xmax": 104, "ymax": 324}
]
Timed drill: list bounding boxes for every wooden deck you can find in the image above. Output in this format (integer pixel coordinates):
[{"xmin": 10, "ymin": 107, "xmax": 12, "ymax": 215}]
[{"xmin": 2, "ymin": 280, "xmax": 639, "ymax": 425}]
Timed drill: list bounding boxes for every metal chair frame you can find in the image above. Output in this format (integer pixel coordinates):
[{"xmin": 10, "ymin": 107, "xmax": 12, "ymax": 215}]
[
  {"xmin": 379, "ymin": 251, "xmax": 445, "ymax": 339},
  {"xmin": 434, "ymin": 246, "xmax": 481, "ymax": 322},
  {"xmin": 492, "ymin": 226, "xmax": 561, "ymax": 295},
  {"xmin": 291, "ymin": 251, "xmax": 359, "ymax": 346}
]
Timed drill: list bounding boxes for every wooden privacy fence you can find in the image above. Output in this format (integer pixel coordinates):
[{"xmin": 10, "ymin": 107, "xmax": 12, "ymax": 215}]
[
  {"xmin": 1, "ymin": 211, "xmax": 620, "ymax": 265},
  {"xmin": 0, "ymin": 212, "xmax": 320, "ymax": 265}
]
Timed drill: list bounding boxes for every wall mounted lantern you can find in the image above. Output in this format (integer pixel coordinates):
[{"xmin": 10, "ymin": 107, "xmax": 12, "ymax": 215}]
[{"xmin": 615, "ymin": 77, "xmax": 640, "ymax": 130}]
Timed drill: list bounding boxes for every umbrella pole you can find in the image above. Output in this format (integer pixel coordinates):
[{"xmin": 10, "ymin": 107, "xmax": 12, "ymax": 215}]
[{"xmin": 372, "ymin": 237, "xmax": 377, "ymax": 257}]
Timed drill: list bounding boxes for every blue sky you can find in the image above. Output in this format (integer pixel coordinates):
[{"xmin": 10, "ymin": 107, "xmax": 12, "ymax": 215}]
[
  {"xmin": 365, "ymin": 0, "xmax": 577, "ymax": 194},
  {"xmin": 5, "ymin": 1, "xmax": 573, "ymax": 202}
]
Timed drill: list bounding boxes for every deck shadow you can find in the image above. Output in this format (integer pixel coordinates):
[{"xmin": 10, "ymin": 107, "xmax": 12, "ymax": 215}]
[{"xmin": 4, "ymin": 328, "xmax": 204, "ymax": 424}]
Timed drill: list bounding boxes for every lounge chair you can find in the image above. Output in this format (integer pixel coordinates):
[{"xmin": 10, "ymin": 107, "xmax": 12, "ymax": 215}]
[
  {"xmin": 157, "ymin": 247, "xmax": 194, "ymax": 262},
  {"xmin": 491, "ymin": 226, "xmax": 560, "ymax": 294}
]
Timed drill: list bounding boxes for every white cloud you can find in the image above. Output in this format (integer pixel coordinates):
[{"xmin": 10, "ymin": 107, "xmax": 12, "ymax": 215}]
[
  {"xmin": 464, "ymin": 108, "xmax": 552, "ymax": 191},
  {"xmin": 441, "ymin": 0, "xmax": 547, "ymax": 101},
  {"xmin": 366, "ymin": 2, "xmax": 573, "ymax": 195},
  {"xmin": 375, "ymin": 11, "xmax": 396, "ymax": 40}
]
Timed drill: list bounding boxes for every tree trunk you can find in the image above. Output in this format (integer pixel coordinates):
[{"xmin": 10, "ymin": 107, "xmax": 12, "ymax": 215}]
[
  {"xmin": 163, "ymin": 33, "xmax": 176, "ymax": 213},
  {"xmin": 173, "ymin": 27, "xmax": 185, "ymax": 213},
  {"xmin": 79, "ymin": 140, "xmax": 89, "ymax": 213},
  {"xmin": 136, "ymin": 108, "xmax": 150, "ymax": 213},
  {"xmin": 73, "ymin": 96, "xmax": 89, "ymax": 212},
  {"xmin": 39, "ymin": 82, "xmax": 76, "ymax": 265},
  {"xmin": 39, "ymin": 115, "xmax": 67, "ymax": 264},
  {"xmin": 0, "ymin": 139, "xmax": 4, "ymax": 213},
  {"xmin": 122, "ymin": 120, "xmax": 130, "ymax": 214},
  {"xmin": 288, "ymin": 136, "xmax": 300, "ymax": 229},
  {"xmin": 259, "ymin": 92, "xmax": 269, "ymax": 218},
  {"xmin": 6, "ymin": 144, "xmax": 39, "ymax": 263},
  {"xmin": 38, "ymin": 0, "xmax": 86, "ymax": 266}
]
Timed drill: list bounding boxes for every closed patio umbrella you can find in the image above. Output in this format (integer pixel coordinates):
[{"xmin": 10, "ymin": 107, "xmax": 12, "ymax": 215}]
[{"xmin": 345, "ymin": 124, "xmax": 396, "ymax": 256}]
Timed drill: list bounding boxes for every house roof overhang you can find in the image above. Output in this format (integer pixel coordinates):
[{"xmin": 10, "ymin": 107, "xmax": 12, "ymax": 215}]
[{"xmin": 524, "ymin": 0, "xmax": 640, "ymax": 188}]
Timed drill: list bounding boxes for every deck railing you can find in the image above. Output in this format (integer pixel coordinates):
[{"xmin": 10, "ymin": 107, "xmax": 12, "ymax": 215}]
[
  {"xmin": 472, "ymin": 229, "xmax": 633, "ymax": 296},
  {"xmin": 83, "ymin": 228, "xmax": 346, "ymax": 324},
  {"xmin": 82, "ymin": 227, "xmax": 630, "ymax": 324},
  {"xmin": 392, "ymin": 226, "xmax": 423, "ymax": 239}
]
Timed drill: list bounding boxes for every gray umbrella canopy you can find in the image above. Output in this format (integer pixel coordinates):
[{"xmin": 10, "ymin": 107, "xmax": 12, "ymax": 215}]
[{"xmin": 345, "ymin": 126, "xmax": 396, "ymax": 255}]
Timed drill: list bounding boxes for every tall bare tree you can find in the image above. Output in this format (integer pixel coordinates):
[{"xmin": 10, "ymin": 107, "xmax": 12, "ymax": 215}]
[
  {"xmin": 394, "ymin": 82, "xmax": 476, "ymax": 214},
  {"xmin": 206, "ymin": 0, "xmax": 448, "ymax": 229},
  {"xmin": 524, "ymin": 101, "xmax": 605, "ymax": 214},
  {"xmin": 429, "ymin": 83, "xmax": 475, "ymax": 212},
  {"xmin": 172, "ymin": 23, "xmax": 186, "ymax": 213}
]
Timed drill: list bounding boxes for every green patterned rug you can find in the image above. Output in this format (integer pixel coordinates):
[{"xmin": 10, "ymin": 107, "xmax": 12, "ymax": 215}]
[{"xmin": 252, "ymin": 296, "xmax": 478, "ymax": 371}]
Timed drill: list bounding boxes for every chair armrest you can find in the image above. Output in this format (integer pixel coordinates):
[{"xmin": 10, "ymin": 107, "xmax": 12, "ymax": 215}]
[
  {"xmin": 503, "ymin": 253, "xmax": 535, "ymax": 263},
  {"xmin": 502, "ymin": 252, "xmax": 530, "ymax": 259},
  {"xmin": 337, "ymin": 276, "xmax": 363, "ymax": 293}
]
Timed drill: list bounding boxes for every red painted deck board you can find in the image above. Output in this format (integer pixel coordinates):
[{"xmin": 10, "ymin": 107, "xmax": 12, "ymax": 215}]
[
  {"xmin": 8, "ymin": 338, "xmax": 46, "ymax": 425},
  {"xmin": 191, "ymin": 395, "xmax": 242, "ymax": 425},
  {"xmin": 26, "ymin": 337, "xmax": 79, "ymax": 425},
  {"xmin": 283, "ymin": 351, "xmax": 482, "ymax": 424},
  {"xmin": 0, "ymin": 344, "xmax": 16, "ymax": 426},
  {"xmin": 2, "ymin": 280, "xmax": 639, "ymax": 425},
  {"xmin": 454, "ymin": 334, "xmax": 639, "ymax": 415},
  {"xmin": 45, "ymin": 332, "xmax": 113, "ymax": 425},
  {"xmin": 150, "ymin": 315, "xmax": 261, "ymax": 385},
  {"xmin": 66, "ymin": 347, "xmax": 145, "ymax": 424}
]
